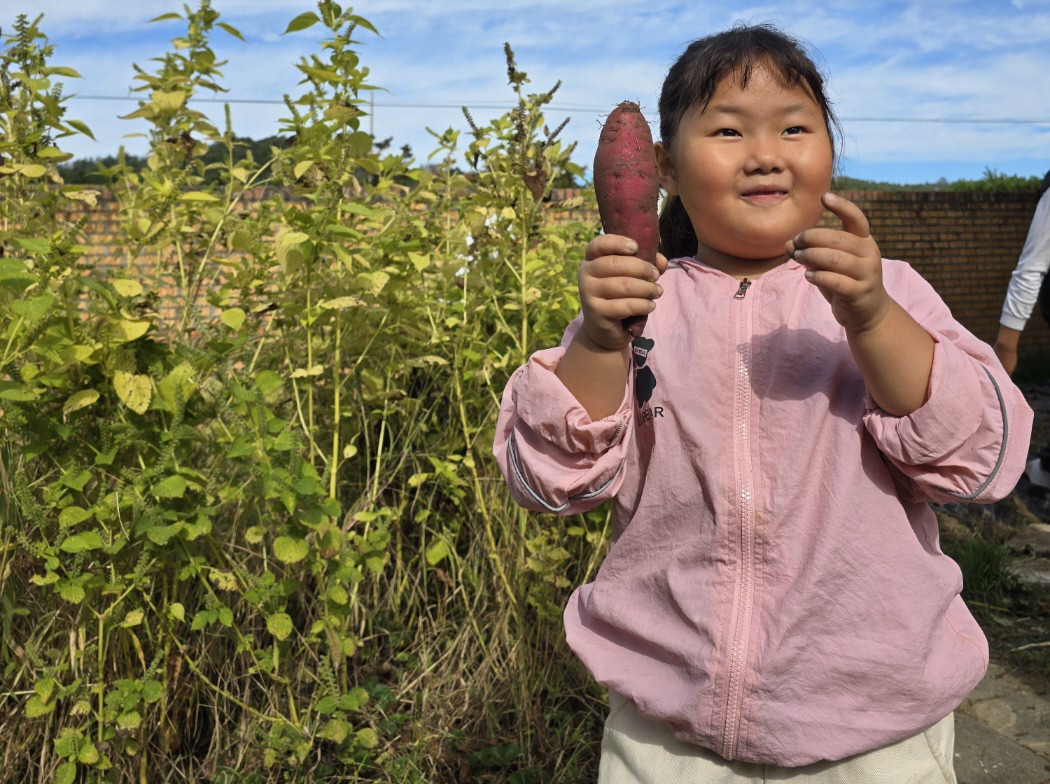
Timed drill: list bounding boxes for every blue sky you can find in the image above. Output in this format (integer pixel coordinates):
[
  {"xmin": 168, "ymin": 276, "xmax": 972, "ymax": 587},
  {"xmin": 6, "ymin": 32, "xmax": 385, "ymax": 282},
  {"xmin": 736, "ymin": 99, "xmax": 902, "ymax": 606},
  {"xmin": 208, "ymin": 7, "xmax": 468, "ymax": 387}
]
[{"xmin": 7, "ymin": 0, "xmax": 1050, "ymax": 184}]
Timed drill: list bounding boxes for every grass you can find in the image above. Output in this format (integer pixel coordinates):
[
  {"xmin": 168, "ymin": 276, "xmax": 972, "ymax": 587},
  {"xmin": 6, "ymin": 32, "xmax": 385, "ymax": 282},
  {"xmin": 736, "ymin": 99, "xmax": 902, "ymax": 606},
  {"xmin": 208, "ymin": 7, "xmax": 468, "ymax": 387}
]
[{"xmin": 939, "ymin": 497, "xmax": 1050, "ymax": 686}]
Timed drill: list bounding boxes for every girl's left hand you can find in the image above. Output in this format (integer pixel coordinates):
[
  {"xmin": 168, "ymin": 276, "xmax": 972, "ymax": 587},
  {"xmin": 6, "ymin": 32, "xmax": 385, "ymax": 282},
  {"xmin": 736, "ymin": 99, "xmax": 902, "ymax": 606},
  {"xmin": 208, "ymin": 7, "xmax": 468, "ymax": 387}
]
[{"xmin": 786, "ymin": 192, "xmax": 892, "ymax": 335}]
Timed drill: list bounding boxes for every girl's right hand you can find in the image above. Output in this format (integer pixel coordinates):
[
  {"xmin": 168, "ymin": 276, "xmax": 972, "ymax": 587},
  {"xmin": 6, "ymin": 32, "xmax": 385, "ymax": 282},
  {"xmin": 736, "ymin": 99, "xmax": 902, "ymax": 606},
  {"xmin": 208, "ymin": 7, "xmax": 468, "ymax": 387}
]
[{"xmin": 579, "ymin": 234, "xmax": 667, "ymax": 350}]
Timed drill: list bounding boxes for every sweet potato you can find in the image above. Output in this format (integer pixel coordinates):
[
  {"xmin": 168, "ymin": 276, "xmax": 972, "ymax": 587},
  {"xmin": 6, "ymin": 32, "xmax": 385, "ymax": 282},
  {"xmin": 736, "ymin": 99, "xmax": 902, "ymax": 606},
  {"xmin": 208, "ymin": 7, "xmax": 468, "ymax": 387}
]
[{"xmin": 593, "ymin": 101, "xmax": 660, "ymax": 338}]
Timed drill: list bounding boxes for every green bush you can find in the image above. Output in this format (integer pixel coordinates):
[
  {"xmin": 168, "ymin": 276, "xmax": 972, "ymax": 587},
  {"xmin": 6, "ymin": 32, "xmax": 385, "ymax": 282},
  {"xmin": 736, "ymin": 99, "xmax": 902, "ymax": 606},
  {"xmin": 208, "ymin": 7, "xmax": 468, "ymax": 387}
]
[{"xmin": 0, "ymin": 4, "xmax": 605, "ymax": 781}]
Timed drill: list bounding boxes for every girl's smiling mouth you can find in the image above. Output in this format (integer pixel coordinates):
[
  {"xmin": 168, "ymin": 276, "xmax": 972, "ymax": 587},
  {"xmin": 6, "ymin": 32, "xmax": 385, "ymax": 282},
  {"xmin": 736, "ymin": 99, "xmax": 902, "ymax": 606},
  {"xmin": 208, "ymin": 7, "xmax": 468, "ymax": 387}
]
[{"xmin": 742, "ymin": 186, "xmax": 788, "ymax": 201}]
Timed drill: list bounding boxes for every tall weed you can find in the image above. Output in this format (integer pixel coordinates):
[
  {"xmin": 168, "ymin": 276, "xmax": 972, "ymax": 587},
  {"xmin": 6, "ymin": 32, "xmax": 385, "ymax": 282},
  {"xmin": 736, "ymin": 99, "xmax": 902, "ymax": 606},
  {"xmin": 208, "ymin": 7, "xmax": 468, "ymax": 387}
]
[{"xmin": 0, "ymin": 3, "xmax": 606, "ymax": 782}]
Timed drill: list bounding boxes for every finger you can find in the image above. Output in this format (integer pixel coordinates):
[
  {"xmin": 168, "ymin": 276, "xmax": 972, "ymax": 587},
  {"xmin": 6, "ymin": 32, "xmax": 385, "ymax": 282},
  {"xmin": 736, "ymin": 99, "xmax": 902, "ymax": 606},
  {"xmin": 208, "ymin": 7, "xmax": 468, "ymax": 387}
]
[
  {"xmin": 792, "ymin": 246, "xmax": 861, "ymax": 277},
  {"xmin": 803, "ymin": 268, "xmax": 863, "ymax": 298},
  {"xmin": 595, "ymin": 298, "xmax": 659, "ymax": 322},
  {"xmin": 791, "ymin": 227, "xmax": 864, "ymax": 254},
  {"xmin": 588, "ymin": 277, "xmax": 663, "ymax": 302},
  {"xmin": 585, "ymin": 255, "xmax": 662, "ymax": 282},
  {"xmin": 586, "ymin": 233, "xmax": 640, "ymax": 260},
  {"xmin": 654, "ymin": 252, "xmax": 669, "ymax": 275},
  {"xmin": 820, "ymin": 192, "xmax": 870, "ymax": 239}
]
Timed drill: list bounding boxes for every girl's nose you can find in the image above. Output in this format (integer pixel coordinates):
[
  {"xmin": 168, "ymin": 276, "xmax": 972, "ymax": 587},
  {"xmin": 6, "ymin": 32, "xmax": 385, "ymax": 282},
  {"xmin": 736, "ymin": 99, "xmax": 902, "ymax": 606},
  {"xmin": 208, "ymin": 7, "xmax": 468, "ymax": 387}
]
[{"xmin": 744, "ymin": 137, "xmax": 784, "ymax": 174}]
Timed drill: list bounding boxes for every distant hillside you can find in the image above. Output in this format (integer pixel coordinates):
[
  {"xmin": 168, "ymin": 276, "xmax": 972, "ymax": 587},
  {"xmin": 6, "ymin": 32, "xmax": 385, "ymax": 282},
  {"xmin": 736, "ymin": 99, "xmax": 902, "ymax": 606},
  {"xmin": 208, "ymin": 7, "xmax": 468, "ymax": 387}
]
[{"xmin": 834, "ymin": 169, "xmax": 1043, "ymax": 193}]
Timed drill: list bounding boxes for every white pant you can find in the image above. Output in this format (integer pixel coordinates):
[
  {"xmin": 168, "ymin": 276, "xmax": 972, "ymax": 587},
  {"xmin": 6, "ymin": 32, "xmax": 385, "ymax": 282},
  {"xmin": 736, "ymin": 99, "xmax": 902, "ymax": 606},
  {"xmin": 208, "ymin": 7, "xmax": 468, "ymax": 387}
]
[{"xmin": 598, "ymin": 693, "xmax": 957, "ymax": 784}]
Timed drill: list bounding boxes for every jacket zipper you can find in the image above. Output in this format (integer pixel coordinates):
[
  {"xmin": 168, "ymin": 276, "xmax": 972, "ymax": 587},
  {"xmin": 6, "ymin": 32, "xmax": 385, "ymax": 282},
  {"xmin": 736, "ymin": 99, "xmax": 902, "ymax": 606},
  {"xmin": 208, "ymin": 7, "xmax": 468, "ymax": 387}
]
[{"xmin": 721, "ymin": 276, "xmax": 757, "ymax": 759}]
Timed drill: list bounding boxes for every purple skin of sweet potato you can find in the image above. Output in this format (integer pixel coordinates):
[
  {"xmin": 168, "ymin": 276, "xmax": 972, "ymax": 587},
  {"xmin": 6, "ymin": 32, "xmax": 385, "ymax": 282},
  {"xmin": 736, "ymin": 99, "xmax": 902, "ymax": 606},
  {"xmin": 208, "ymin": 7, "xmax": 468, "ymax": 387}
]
[{"xmin": 593, "ymin": 101, "xmax": 660, "ymax": 338}]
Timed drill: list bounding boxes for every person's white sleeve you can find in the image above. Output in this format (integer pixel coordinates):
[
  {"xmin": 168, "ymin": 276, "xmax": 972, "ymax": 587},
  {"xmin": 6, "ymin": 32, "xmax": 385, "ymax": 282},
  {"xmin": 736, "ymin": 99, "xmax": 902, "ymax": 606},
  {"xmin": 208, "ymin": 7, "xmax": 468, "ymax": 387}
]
[{"xmin": 1001, "ymin": 189, "xmax": 1050, "ymax": 330}]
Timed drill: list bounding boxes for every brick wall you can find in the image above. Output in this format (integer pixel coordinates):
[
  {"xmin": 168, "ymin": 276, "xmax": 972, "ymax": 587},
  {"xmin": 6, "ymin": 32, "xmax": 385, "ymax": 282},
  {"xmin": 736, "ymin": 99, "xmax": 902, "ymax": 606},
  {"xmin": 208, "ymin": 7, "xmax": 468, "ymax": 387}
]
[
  {"xmin": 823, "ymin": 190, "xmax": 1044, "ymax": 351},
  {"xmin": 68, "ymin": 188, "xmax": 1045, "ymax": 353}
]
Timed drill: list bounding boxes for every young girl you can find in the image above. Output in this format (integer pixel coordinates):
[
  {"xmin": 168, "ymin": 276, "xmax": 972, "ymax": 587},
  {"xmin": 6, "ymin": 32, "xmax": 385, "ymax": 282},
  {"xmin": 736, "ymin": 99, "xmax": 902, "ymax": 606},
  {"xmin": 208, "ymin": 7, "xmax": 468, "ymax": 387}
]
[{"xmin": 494, "ymin": 23, "xmax": 1033, "ymax": 783}]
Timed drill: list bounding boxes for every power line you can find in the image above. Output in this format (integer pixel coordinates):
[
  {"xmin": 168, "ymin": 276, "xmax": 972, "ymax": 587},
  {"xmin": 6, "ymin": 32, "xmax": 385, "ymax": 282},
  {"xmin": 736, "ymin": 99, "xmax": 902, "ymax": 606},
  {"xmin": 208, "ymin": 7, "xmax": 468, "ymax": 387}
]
[{"xmin": 66, "ymin": 94, "xmax": 1050, "ymax": 125}]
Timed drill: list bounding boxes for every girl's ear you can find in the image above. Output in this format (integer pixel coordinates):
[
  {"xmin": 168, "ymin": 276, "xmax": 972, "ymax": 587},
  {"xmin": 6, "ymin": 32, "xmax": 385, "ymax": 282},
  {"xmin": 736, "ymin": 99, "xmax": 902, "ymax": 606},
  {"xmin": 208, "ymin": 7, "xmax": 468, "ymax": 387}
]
[{"xmin": 654, "ymin": 142, "xmax": 678, "ymax": 196}]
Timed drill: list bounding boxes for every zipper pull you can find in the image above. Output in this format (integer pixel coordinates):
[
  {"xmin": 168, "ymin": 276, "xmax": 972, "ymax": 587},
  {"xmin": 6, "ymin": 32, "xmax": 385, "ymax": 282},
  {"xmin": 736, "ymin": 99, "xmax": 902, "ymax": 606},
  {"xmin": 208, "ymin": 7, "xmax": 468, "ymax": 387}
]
[{"xmin": 734, "ymin": 278, "xmax": 751, "ymax": 299}]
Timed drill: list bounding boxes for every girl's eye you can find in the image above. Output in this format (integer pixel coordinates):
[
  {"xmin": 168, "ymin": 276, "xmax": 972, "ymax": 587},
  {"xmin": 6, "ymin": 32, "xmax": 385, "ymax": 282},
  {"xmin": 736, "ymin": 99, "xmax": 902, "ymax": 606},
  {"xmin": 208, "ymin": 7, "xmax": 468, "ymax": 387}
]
[
  {"xmin": 715, "ymin": 128, "xmax": 740, "ymax": 137},
  {"xmin": 783, "ymin": 126, "xmax": 804, "ymax": 135}
]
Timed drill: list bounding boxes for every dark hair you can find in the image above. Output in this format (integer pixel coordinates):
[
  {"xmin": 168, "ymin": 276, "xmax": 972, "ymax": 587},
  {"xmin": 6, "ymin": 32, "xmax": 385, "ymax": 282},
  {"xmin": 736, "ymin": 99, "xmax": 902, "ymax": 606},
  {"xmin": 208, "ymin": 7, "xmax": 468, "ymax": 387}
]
[{"xmin": 657, "ymin": 23, "xmax": 841, "ymax": 259}]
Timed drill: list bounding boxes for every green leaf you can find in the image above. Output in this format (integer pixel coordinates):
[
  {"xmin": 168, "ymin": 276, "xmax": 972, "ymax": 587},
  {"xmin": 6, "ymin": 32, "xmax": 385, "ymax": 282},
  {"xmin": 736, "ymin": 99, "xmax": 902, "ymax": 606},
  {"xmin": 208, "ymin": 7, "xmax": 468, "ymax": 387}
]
[
  {"xmin": 61, "ymin": 470, "xmax": 91, "ymax": 491},
  {"xmin": 408, "ymin": 252, "xmax": 431, "ymax": 272},
  {"xmin": 153, "ymin": 475, "xmax": 188, "ymax": 499},
  {"xmin": 273, "ymin": 537, "xmax": 309, "ymax": 564},
  {"xmin": 121, "ymin": 610, "xmax": 144, "ymax": 628},
  {"xmin": 318, "ymin": 718, "xmax": 349, "ymax": 743},
  {"xmin": 60, "ymin": 531, "xmax": 104, "ymax": 554},
  {"xmin": 77, "ymin": 742, "xmax": 99, "ymax": 765},
  {"xmin": 191, "ymin": 609, "xmax": 217, "ymax": 631},
  {"xmin": 108, "ymin": 317, "xmax": 152, "ymax": 343},
  {"xmin": 111, "ymin": 279, "xmax": 143, "ymax": 297},
  {"xmin": 283, "ymin": 12, "xmax": 320, "ymax": 33},
  {"xmin": 11, "ymin": 237, "xmax": 49, "ymax": 254},
  {"xmin": 55, "ymin": 762, "xmax": 77, "ymax": 784},
  {"xmin": 58, "ymin": 584, "xmax": 86, "ymax": 603},
  {"xmin": 34, "ymin": 677, "xmax": 57, "ymax": 702},
  {"xmin": 117, "ymin": 711, "xmax": 142, "ymax": 730},
  {"xmin": 293, "ymin": 160, "xmax": 315, "ymax": 179},
  {"xmin": 113, "ymin": 371, "xmax": 151, "ymax": 414},
  {"xmin": 266, "ymin": 612, "xmax": 294, "ymax": 641},
  {"xmin": 254, "ymin": 370, "xmax": 284, "ymax": 399},
  {"xmin": 217, "ymin": 21, "xmax": 245, "ymax": 41},
  {"xmin": 18, "ymin": 164, "xmax": 47, "ymax": 178},
  {"xmin": 24, "ymin": 695, "xmax": 55, "ymax": 718},
  {"xmin": 355, "ymin": 728, "xmax": 379, "ymax": 749},
  {"xmin": 62, "ymin": 345, "xmax": 100, "ymax": 364},
  {"xmin": 156, "ymin": 362, "xmax": 197, "ymax": 411},
  {"xmin": 147, "ymin": 523, "xmax": 186, "ymax": 545},
  {"xmin": 150, "ymin": 91, "xmax": 188, "ymax": 114},
  {"xmin": 339, "ymin": 687, "xmax": 370, "ymax": 711},
  {"xmin": 319, "ymin": 296, "xmax": 363, "ymax": 311},
  {"xmin": 140, "ymin": 680, "xmax": 163, "ymax": 704},
  {"xmin": 180, "ymin": 190, "xmax": 220, "ymax": 202},
  {"xmin": 343, "ymin": 201, "xmax": 381, "ymax": 219},
  {"xmin": 425, "ymin": 539, "xmax": 450, "ymax": 566},
  {"xmin": 275, "ymin": 230, "xmax": 310, "ymax": 271},
  {"xmin": 327, "ymin": 584, "xmax": 348, "ymax": 605},
  {"xmin": 63, "ymin": 389, "xmax": 100, "ymax": 418},
  {"xmin": 11, "ymin": 293, "xmax": 55, "ymax": 321},
  {"xmin": 44, "ymin": 66, "xmax": 83, "ymax": 79},
  {"xmin": 62, "ymin": 119, "xmax": 95, "ymax": 141},
  {"xmin": 315, "ymin": 696, "xmax": 338, "ymax": 715},
  {"xmin": 55, "ymin": 730, "xmax": 80, "ymax": 758},
  {"xmin": 148, "ymin": 12, "xmax": 183, "ymax": 22},
  {"xmin": 221, "ymin": 308, "xmax": 246, "ymax": 330},
  {"xmin": 0, "ymin": 381, "xmax": 37, "ymax": 401},
  {"xmin": 168, "ymin": 603, "xmax": 186, "ymax": 622},
  {"xmin": 357, "ymin": 271, "xmax": 389, "ymax": 296},
  {"xmin": 349, "ymin": 14, "xmax": 380, "ymax": 35},
  {"xmin": 58, "ymin": 506, "xmax": 93, "ymax": 528}
]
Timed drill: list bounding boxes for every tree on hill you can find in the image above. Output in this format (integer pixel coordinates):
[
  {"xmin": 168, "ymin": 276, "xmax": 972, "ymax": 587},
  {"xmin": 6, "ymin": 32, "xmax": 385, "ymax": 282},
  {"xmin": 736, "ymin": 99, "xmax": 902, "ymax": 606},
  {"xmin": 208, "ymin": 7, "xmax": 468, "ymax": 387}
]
[{"xmin": 833, "ymin": 168, "xmax": 1042, "ymax": 193}]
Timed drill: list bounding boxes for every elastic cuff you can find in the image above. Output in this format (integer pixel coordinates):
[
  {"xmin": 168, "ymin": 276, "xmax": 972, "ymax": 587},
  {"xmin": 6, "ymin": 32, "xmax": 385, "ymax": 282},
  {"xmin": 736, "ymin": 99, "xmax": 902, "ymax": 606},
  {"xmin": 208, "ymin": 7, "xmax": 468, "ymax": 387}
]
[{"xmin": 999, "ymin": 313, "xmax": 1029, "ymax": 331}]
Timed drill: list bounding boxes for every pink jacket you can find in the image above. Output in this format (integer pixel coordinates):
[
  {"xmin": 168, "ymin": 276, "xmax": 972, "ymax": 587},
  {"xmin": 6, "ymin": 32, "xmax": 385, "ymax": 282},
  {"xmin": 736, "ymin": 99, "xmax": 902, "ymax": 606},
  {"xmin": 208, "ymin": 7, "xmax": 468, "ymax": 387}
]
[{"xmin": 493, "ymin": 257, "xmax": 1033, "ymax": 766}]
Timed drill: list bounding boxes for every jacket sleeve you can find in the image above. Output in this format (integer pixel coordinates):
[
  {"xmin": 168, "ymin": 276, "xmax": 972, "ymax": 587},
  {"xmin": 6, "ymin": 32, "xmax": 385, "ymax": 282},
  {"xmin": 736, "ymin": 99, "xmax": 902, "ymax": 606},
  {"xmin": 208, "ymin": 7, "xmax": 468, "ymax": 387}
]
[
  {"xmin": 1000, "ymin": 189, "xmax": 1050, "ymax": 331},
  {"xmin": 863, "ymin": 261, "xmax": 1034, "ymax": 504},
  {"xmin": 492, "ymin": 318, "xmax": 633, "ymax": 514}
]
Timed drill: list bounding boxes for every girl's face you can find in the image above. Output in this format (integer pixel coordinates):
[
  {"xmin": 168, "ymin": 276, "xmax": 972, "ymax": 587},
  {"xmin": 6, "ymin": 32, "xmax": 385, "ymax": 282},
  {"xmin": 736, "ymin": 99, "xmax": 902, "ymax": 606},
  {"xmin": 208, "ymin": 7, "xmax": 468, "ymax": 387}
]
[{"xmin": 656, "ymin": 62, "xmax": 833, "ymax": 278}]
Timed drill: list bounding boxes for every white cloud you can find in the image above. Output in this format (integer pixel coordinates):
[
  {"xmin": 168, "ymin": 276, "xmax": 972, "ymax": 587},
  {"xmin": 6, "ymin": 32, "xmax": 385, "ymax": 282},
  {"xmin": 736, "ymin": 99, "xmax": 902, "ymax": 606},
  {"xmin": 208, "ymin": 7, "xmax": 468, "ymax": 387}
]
[{"xmin": 5, "ymin": 0, "xmax": 1048, "ymax": 182}]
